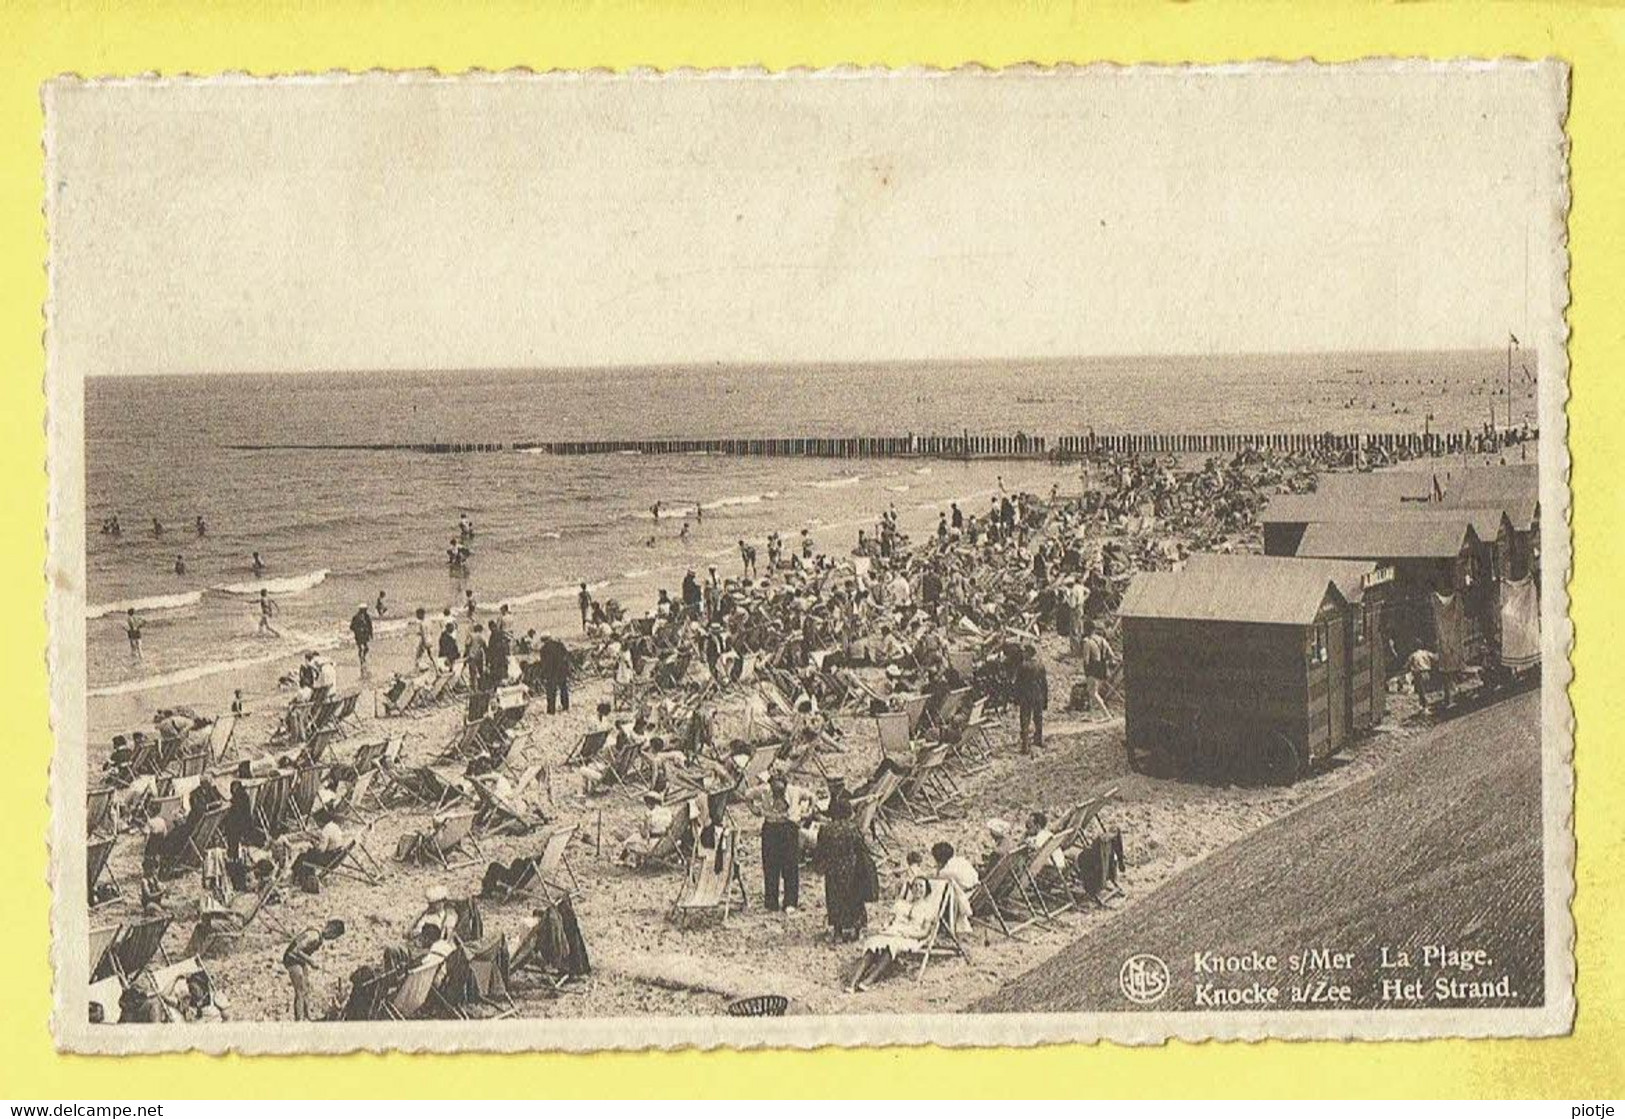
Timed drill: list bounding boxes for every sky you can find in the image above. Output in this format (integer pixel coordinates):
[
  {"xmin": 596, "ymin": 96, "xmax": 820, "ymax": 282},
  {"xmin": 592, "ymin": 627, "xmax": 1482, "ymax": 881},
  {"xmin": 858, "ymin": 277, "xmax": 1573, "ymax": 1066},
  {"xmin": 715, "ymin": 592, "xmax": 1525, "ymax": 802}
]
[{"xmin": 45, "ymin": 63, "xmax": 1566, "ymax": 376}]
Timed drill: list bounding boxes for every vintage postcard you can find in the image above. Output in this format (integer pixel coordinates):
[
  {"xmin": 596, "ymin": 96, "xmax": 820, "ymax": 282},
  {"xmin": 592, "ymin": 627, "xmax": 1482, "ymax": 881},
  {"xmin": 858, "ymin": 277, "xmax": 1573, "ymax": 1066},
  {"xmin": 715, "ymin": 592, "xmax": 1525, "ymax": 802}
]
[{"xmin": 44, "ymin": 61, "xmax": 1573, "ymax": 1053}]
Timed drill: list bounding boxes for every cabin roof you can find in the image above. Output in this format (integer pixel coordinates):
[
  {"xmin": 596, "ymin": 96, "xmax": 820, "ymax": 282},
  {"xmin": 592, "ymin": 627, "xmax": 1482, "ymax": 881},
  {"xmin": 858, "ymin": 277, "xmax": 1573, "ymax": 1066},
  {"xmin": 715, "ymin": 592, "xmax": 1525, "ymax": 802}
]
[
  {"xmin": 1119, "ymin": 553, "xmax": 1368, "ymax": 626},
  {"xmin": 1295, "ymin": 518, "xmax": 1478, "ymax": 560},
  {"xmin": 1441, "ymin": 463, "xmax": 1539, "ymax": 531}
]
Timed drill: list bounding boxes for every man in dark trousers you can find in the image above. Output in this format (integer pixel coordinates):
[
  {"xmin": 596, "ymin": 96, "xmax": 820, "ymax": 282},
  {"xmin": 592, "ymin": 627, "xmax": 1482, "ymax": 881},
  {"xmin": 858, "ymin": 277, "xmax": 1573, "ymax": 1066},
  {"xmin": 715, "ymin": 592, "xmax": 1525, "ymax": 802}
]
[
  {"xmin": 349, "ymin": 603, "xmax": 374, "ymax": 669},
  {"xmin": 537, "ymin": 633, "xmax": 571, "ymax": 715},
  {"xmin": 1014, "ymin": 644, "xmax": 1049, "ymax": 754},
  {"xmin": 485, "ymin": 618, "xmax": 511, "ymax": 690}
]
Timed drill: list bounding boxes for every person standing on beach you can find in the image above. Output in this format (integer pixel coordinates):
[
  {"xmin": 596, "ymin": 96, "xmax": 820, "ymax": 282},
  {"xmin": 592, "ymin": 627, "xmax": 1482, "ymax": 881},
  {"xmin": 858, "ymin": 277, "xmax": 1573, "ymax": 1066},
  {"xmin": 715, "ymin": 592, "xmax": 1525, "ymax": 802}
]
[
  {"xmin": 950, "ymin": 503, "xmax": 963, "ymax": 532},
  {"xmin": 257, "ymin": 589, "xmax": 280, "ymax": 637},
  {"xmin": 1014, "ymin": 644, "xmax": 1049, "ymax": 753},
  {"xmin": 739, "ymin": 540, "xmax": 757, "ymax": 578},
  {"xmin": 437, "ymin": 621, "xmax": 460, "ymax": 674},
  {"xmin": 349, "ymin": 603, "xmax": 373, "ymax": 669},
  {"xmin": 464, "ymin": 588, "xmax": 477, "ymax": 618},
  {"xmin": 537, "ymin": 633, "xmax": 571, "ymax": 714},
  {"xmin": 374, "ymin": 590, "xmax": 388, "ymax": 617},
  {"xmin": 173, "ymin": 554, "xmax": 186, "ymax": 576},
  {"xmin": 412, "ymin": 607, "xmax": 432, "ymax": 668},
  {"xmin": 125, "ymin": 608, "xmax": 144, "ymax": 657},
  {"xmin": 251, "ymin": 551, "xmax": 266, "ymax": 577},
  {"xmin": 152, "ymin": 517, "xmax": 164, "ymax": 538},
  {"xmin": 577, "ymin": 583, "xmax": 592, "ymax": 632},
  {"xmin": 283, "ymin": 919, "xmax": 344, "ymax": 1022},
  {"xmin": 195, "ymin": 516, "xmax": 208, "ymax": 537}
]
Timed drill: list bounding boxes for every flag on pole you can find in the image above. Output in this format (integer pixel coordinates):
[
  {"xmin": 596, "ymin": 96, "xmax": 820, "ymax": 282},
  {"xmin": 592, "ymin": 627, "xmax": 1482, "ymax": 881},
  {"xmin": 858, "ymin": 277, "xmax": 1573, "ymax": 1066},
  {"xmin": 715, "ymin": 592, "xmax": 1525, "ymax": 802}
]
[{"xmin": 1510, "ymin": 331, "xmax": 1520, "ymax": 346}]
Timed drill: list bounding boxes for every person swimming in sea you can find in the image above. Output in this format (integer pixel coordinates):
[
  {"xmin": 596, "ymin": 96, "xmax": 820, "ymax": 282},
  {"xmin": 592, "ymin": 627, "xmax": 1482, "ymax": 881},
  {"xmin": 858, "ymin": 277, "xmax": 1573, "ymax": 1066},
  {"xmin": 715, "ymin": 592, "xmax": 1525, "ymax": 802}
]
[
  {"xmin": 195, "ymin": 516, "xmax": 208, "ymax": 537},
  {"xmin": 251, "ymin": 551, "xmax": 266, "ymax": 577},
  {"xmin": 152, "ymin": 517, "xmax": 164, "ymax": 538},
  {"xmin": 458, "ymin": 512, "xmax": 474, "ymax": 541},
  {"xmin": 125, "ymin": 608, "xmax": 143, "ymax": 656},
  {"xmin": 173, "ymin": 554, "xmax": 187, "ymax": 576},
  {"xmin": 374, "ymin": 590, "xmax": 388, "ymax": 617}
]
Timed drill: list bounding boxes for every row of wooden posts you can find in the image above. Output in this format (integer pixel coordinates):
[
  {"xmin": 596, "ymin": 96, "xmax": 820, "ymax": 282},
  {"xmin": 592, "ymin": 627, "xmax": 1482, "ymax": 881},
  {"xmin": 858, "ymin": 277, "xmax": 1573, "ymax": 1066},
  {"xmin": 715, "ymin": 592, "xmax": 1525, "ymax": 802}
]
[{"xmin": 230, "ymin": 429, "xmax": 1514, "ymax": 459}]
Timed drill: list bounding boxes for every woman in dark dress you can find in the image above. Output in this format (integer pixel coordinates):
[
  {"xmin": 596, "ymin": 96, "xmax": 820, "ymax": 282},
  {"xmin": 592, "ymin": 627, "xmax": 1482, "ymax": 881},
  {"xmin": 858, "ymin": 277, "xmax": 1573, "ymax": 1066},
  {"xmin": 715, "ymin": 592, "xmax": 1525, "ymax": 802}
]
[{"xmin": 815, "ymin": 798, "xmax": 872, "ymax": 942}]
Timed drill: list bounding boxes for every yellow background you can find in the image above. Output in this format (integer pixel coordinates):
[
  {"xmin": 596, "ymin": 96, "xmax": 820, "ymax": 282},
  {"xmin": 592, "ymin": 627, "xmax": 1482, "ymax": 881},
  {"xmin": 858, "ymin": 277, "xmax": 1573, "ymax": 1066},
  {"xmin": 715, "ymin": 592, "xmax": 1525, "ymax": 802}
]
[{"xmin": 3, "ymin": 0, "xmax": 1621, "ymax": 1099}]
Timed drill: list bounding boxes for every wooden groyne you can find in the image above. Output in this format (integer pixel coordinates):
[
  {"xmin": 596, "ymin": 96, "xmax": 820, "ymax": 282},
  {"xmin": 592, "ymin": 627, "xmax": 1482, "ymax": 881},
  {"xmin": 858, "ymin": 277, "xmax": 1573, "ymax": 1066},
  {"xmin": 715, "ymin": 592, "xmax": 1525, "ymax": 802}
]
[{"xmin": 226, "ymin": 428, "xmax": 1530, "ymax": 460}]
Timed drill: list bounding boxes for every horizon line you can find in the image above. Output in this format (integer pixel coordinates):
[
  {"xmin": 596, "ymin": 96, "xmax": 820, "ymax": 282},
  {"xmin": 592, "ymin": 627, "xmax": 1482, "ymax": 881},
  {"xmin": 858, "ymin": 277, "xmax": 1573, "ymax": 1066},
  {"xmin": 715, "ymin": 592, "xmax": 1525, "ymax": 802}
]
[{"xmin": 86, "ymin": 345, "xmax": 1514, "ymax": 380}]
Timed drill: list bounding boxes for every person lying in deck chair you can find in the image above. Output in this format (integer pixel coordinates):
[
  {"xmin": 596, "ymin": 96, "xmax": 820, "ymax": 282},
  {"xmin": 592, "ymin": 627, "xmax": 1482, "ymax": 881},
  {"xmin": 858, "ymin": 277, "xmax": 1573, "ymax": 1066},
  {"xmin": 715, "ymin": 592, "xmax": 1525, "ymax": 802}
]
[
  {"xmin": 845, "ymin": 876, "xmax": 941, "ymax": 992},
  {"xmin": 617, "ymin": 792, "xmax": 677, "ymax": 865}
]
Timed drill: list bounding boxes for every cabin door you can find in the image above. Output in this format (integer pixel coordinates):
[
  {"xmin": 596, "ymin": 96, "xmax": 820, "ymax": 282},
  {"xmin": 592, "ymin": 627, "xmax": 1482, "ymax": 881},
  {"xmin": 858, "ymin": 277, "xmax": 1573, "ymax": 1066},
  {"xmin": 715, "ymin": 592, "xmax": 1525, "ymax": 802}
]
[{"xmin": 1323, "ymin": 619, "xmax": 1348, "ymax": 748}]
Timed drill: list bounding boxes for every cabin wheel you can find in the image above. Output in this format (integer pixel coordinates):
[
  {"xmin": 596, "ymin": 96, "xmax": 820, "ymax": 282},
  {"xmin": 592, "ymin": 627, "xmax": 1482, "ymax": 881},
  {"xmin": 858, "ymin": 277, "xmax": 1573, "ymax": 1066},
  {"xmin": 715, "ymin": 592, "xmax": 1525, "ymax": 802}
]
[{"xmin": 1259, "ymin": 733, "xmax": 1303, "ymax": 786}]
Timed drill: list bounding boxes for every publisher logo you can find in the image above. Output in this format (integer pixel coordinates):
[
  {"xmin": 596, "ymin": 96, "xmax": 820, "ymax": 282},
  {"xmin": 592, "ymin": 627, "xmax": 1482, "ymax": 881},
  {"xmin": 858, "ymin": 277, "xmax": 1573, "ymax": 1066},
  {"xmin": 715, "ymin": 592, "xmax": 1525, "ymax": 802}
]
[{"xmin": 1119, "ymin": 954, "xmax": 1170, "ymax": 1005}]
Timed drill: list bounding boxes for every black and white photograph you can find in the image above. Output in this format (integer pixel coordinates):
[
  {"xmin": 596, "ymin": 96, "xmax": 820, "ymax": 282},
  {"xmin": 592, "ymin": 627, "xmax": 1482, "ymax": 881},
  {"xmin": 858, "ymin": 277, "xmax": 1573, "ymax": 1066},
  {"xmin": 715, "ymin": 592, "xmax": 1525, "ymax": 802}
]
[{"xmin": 44, "ymin": 62, "xmax": 1572, "ymax": 1051}]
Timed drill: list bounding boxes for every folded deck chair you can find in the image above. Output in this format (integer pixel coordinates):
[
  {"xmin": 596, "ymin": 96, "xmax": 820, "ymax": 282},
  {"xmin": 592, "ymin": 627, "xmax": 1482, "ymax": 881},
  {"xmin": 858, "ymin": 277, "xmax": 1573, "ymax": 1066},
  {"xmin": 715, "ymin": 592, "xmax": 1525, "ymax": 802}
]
[
  {"xmin": 897, "ymin": 880, "xmax": 971, "ymax": 980},
  {"xmin": 397, "ymin": 809, "xmax": 481, "ymax": 870},
  {"xmin": 89, "ymin": 923, "xmax": 122, "ymax": 983},
  {"xmin": 670, "ymin": 829, "xmax": 748, "ymax": 927},
  {"xmin": 109, "ymin": 916, "xmax": 172, "ymax": 985},
  {"xmin": 87, "ymin": 835, "xmax": 121, "ymax": 908},
  {"xmin": 184, "ymin": 883, "xmax": 281, "ymax": 958},
  {"xmin": 385, "ymin": 957, "xmax": 446, "ymax": 1020},
  {"xmin": 86, "ymin": 787, "xmax": 116, "ymax": 838}
]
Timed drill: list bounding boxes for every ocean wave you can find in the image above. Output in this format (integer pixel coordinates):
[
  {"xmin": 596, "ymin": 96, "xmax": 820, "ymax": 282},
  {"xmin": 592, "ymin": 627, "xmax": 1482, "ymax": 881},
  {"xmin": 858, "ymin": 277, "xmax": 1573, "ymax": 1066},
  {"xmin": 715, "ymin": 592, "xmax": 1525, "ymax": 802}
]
[
  {"xmin": 620, "ymin": 568, "xmax": 653, "ymax": 579},
  {"xmin": 213, "ymin": 569, "xmax": 330, "ymax": 596},
  {"xmin": 808, "ymin": 476, "xmax": 863, "ymax": 490},
  {"xmin": 885, "ymin": 484, "xmax": 911, "ymax": 493},
  {"xmin": 699, "ymin": 490, "xmax": 778, "ymax": 511},
  {"xmin": 505, "ymin": 579, "xmax": 611, "ymax": 608},
  {"xmin": 85, "ymin": 631, "xmax": 345, "ymax": 699},
  {"xmin": 86, "ymin": 590, "xmax": 205, "ymax": 620}
]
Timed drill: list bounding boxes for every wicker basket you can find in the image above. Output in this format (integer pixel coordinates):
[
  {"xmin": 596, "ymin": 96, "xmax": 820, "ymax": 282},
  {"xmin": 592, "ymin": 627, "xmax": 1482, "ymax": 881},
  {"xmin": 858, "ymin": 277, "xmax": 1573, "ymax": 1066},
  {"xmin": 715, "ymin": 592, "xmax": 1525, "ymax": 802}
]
[{"xmin": 726, "ymin": 994, "xmax": 789, "ymax": 1017}]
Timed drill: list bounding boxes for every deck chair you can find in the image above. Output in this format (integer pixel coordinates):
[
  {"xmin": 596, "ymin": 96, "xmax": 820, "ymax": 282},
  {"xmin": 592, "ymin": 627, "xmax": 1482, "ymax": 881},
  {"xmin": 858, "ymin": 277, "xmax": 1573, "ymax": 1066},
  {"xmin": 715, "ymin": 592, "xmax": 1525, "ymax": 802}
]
[
  {"xmin": 928, "ymin": 687, "xmax": 972, "ymax": 736},
  {"xmin": 108, "ymin": 916, "xmax": 172, "ymax": 985},
  {"xmin": 303, "ymin": 837, "xmax": 382, "ymax": 889},
  {"xmin": 246, "ymin": 770, "xmax": 296, "ymax": 837},
  {"xmin": 332, "ymin": 689, "xmax": 363, "ymax": 731},
  {"xmin": 204, "ymin": 711, "xmax": 240, "ymax": 761},
  {"xmin": 469, "ymin": 768, "xmax": 546, "ymax": 836},
  {"xmin": 378, "ymin": 761, "xmax": 463, "ymax": 812},
  {"xmin": 463, "ymin": 934, "xmax": 517, "ymax": 1015},
  {"xmin": 89, "ymin": 923, "xmax": 122, "ymax": 983},
  {"xmin": 565, "ymin": 728, "xmax": 611, "ymax": 766},
  {"xmin": 436, "ymin": 717, "xmax": 501, "ymax": 764},
  {"xmin": 86, "ymin": 787, "xmax": 115, "ymax": 838},
  {"xmin": 874, "ymin": 710, "xmax": 912, "ymax": 757},
  {"xmin": 149, "ymin": 792, "xmax": 187, "ymax": 830},
  {"xmin": 147, "ymin": 955, "xmax": 220, "ymax": 1020},
  {"xmin": 397, "ymin": 809, "xmax": 481, "ymax": 870},
  {"xmin": 285, "ymin": 764, "xmax": 328, "ymax": 829},
  {"xmin": 509, "ymin": 898, "xmax": 592, "ymax": 993},
  {"xmin": 671, "ymin": 829, "xmax": 748, "ymax": 927},
  {"xmin": 851, "ymin": 769, "xmax": 903, "ymax": 856},
  {"xmin": 385, "ymin": 957, "xmax": 445, "ymax": 1020},
  {"xmin": 421, "ymin": 671, "xmax": 458, "ymax": 708},
  {"xmin": 1056, "ymin": 787, "xmax": 1119, "ymax": 838},
  {"xmin": 1019, "ymin": 826, "xmax": 1078, "ymax": 920},
  {"xmin": 898, "ymin": 692, "xmax": 929, "ymax": 736},
  {"xmin": 156, "ymin": 802, "xmax": 228, "ymax": 876},
  {"xmin": 88, "ymin": 975, "xmax": 125, "ymax": 1023},
  {"xmin": 625, "ymin": 798, "xmax": 693, "ymax": 871},
  {"xmin": 897, "ymin": 880, "xmax": 971, "ymax": 981},
  {"xmin": 968, "ymin": 847, "xmax": 1043, "ymax": 938},
  {"xmin": 894, "ymin": 745, "xmax": 959, "ymax": 823},
  {"xmin": 350, "ymin": 738, "xmax": 390, "ymax": 775},
  {"xmin": 951, "ymin": 696, "xmax": 999, "ymax": 765},
  {"xmin": 329, "ymin": 767, "xmax": 378, "ymax": 825},
  {"xmin": 87, "ymin": 835, "xmax": 121, "ymax": 908},
  {"xmin": 184, "ymin": 883, "xmax": 281, "ymax": 958},
  {"xmin": 737, "ymin": 742, "xmax": 783, "ymax": 787},
  {"xmin": 380, "ymin": 677, "xmax": 427, "ymax": 717}
]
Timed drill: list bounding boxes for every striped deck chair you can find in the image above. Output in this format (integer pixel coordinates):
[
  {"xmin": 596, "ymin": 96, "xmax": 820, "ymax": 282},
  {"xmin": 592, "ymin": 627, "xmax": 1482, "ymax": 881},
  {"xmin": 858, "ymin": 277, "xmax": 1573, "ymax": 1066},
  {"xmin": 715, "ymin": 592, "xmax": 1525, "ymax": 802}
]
[
  {"xmin": 897, "ymin": 880, "xmax": 971, "ymax": 980},
  {"xmin": 385, "ymin": 957, "xmax": 445, "ymax": 1020},
  {"xmin": 89, "ymin": 923, "xmax": 122, "ymax": 983},
  {"xmin": 87, "ymin": 836, "xmax": 121, "ymax": 908},
  {"xmin": 204, "ymin": 711, "xmax": 240, "ymax": 762},
  {"xmin": 108, "ymin": 916, "xmax": 172, "ymax": 985},
  {"xmin": 286, "ymin": 764, "xmax": 327, "ymax": 830},
  {"xmin": 332, "ymin": 689, "xmax": 363, "ymax": 731},
  {"xmin": 421, "ymin": 671, "xmax": 458, "ymax": 708},
  {"xmin": 670, "ymin": 829, "xmax": 748, "ymax": 927},
  {"xmin": 86, "ymin": 786, "xmax": 116, "ymax": 838},
  {"xmin": 247, "ymin": 770, "xmax": 296, "ymax": 837},
  {"xmin": 397, "ymin": 809, "xmax": 481, "ymax": 870},
  {"xmin": 378, "ymin": 761, "xmax": 462, "ymax": 811}
]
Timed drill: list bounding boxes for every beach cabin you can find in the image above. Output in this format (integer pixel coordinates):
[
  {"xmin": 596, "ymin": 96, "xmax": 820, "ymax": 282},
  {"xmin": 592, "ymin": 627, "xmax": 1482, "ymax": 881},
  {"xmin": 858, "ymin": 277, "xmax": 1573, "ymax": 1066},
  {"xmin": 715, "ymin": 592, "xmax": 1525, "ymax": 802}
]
[
  {"xmin": 1260, "ymin": 471, "xmax": 1441, "ymax": 557},
  {"xmin": 1440, "ymin": 463, "xmax": 1540, "ymax": 581},
  {"xmin": 1294, "ymin": 518, "xmax": 1483, "ymax": 664},
  {"xmin": 1118, "ymin": 553, "xmax": 1386, "ymax": 783}
]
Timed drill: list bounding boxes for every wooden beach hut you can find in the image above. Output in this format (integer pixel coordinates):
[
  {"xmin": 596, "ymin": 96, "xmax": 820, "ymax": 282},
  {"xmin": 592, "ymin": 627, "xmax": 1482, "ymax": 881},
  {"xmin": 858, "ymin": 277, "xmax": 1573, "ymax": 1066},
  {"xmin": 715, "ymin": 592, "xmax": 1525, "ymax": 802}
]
[
  {"xmin": 1118, "ymin": 553, "xmax": 1386, "ymax": 783},
  {"xmin": 1260, "ymin": 470, "xmax": 1442, "ymax": 557}
]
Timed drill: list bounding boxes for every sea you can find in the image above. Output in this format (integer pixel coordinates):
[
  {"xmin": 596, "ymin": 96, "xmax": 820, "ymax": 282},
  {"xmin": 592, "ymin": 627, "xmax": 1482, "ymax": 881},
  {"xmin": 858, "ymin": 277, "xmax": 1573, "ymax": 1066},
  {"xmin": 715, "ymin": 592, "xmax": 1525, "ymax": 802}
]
[{"xmin": 83, "ymin": 350, "xmax": 1527, "ymax": 731}]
